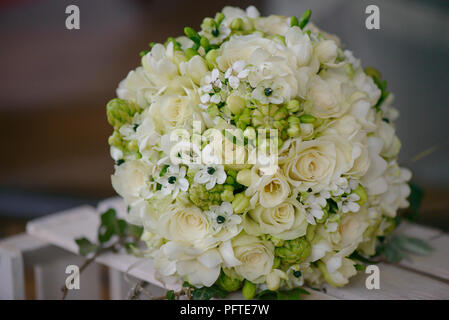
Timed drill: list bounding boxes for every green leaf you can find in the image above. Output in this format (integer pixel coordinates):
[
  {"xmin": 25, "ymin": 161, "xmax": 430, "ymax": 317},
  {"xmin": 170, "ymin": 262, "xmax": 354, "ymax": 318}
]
[
  {"xmin": 75, "ymin": 237, "xmax": 99, "ymax": 257},
  {"xmin": 128, "ymin": 224, "xmax": 144, "ymax": 239},
  {"xmin": 392, "ymin": 235, "xmax": 433, "ymax": 256},
  {"xmin": 166, "ymin": 290, "xmax": 176, "ymax": 300},
  {"xmin": 256, "ymin": 288, "xmax": 309, "ymax": 300},
  {"xmin": 277, "ymin": 288, "xmax": 310, "ymax": 300},
  {"xmin": 326, "ymin": 198, "xmax": 338, "ymax": 214},
  {"xmin": 255, "ymin": 289, "xmax": 278, "ymax": 300},
  {"xmin": 97, "ymin": 208, "xmax": 126, "ymax": 243},
  {"xmin": 349, "ymin": 251, "xmax": 379, "ymax": 264},
  {"xmin": 355, "ymin": 264, "xmax": 366, "ymax": 271},
  {"xmin": 406, "ymin": 183, "xmax": 424, "ymax": 221},
  {"xmin": 191, "ymin": 285, "xmax": 227, "ymax": 300}
]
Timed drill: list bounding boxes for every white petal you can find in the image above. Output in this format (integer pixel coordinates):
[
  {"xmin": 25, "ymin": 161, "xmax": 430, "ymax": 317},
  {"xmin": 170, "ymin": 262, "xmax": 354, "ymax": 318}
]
[{"xmin": 219, "ymin": 240, "xmax": 242, "ymax": 267}]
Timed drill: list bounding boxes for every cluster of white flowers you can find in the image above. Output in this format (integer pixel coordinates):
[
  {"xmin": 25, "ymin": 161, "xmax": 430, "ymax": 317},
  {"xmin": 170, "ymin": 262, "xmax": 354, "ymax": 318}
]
[{"xmin": 107, "ymin": 6, "xmax": 411, "ymax": 294}]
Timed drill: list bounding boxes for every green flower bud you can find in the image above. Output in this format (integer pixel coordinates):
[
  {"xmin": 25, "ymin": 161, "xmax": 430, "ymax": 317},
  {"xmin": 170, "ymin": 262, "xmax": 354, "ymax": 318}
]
[
  {"xmin": 226, "ymin": 94, "xmax": 246, "ymax": 115},
  {"xmin": 353, "ymin": 184, "xmax": 368, "ymax": 205},
  {"xmin": 188, "ymin": 182, "xmax": 224, "ymax": 210},
  {"xmin": 215, "ymin": 12, "xmax": 225, "ymax": 25},
  {"xmin": 207, "ymin": 104, "xmax": 219, "ymax": 118},
  {"xmin": 287, "ymin": 124, "xmax": 301, "ymax": 138},
  {"xmin": 236, "ymin": 169, "xmax": 252, "ymax": 187},
  {"xmin": 364, "ymin": 66, "xmax": 381, "ymax": 80},
  {"xmin": 216, "ymin": 271, "xmax": 242, "ymax": 292},
  {"xmin": 205, "ymin": 49, "xmax": 218, "ymax": 69},
  {"xmin": 232, "ymin": 193, "xmax": 250, "ymax": 214},
  {"xmin": 306, "ymin": 224, "xmax": 317, "ymax": 242},
  {"xmin": 221, "ymin": 189, "xmax": 234, "ymax": 202},
  {"xmin": 299, "ymin": 114, "xmax": 316, "ymax": 123},
  {"xmin": 275, "ymin": 237, "xmax": 311, "ymax": 265},
  {"xmin": 225, "ymin": 175, "xmax": 235, "ymax": 185},
  {"xmin": 273, "ymin": 107, "xmax": 288, "ymax": 121},
  {"xmin": 185, "ymin": 48, "xmax": 199, "ymax": 60},
  {"xmin": 286, "ymin": 99, "xmax": 301, "ymax": 113},
  {"xmin": 200, "ymin": 36, "xmax": 210, "ymax": 50},
  {"xmin": 230, "ymin": 18, "xmax": 243, "ymax": 30},
  {"xmin": 298, "ymin": 9, "xmax": 312, "ymax": 29},
  {"xmin": 242, "ymin": 280, "xmax": 256, "ymax": 300},
  {"xmin": 273, "ymin": 257, "xmax": 281, "ymax": 269},
  {"xmin": 287, "ymin": 115, "xmax": 300, "ymax": 125},
  {"xmin": 226, "ymin": 169, "xmax": 237, "ymax": 179},
  {"xmin": 290, "ymin": 16, "xmax": 299, "ymax": 27},
  {"xmin": 106, "ymin": 98, "xmax": 141, "ymax": 130},
  {"xmin": 184, "ymin": 27, "xmax": 200, "ymax": 43},
  {"xmin": 202, "ymin": 17, "xmax": 216, "ymax": 29}
]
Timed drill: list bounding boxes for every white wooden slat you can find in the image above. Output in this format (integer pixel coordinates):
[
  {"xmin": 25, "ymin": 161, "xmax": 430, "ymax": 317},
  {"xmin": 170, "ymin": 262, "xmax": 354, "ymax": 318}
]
[
  {"xmin": 324, "ymin": 263, "xmax": 449, "ymax": 300},
  {"xmin": 395, "ymin": 221, "xmax": 449, "ymax": 281},
  {"xmin": 0, "ymin": 244, "xmax": 25, "ymax": 299},
  {"xmin": 34, "ymin": 253, "xmax": 103, "ymax": 300}
]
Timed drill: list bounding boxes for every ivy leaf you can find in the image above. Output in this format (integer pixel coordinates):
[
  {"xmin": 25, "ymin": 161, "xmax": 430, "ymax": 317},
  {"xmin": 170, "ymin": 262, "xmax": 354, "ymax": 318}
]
[
  {"xmin": 326, "ymin": 198, "xmax": 338, "ymax": 214},
  {"xmin": 256, "ymin": 290, "xmax": 278, "ymax": 300},
  {"xmin": 75, "ymin": 237, "xmax": 99, "ymax": 257},
  {"xmin": 166, "ymin": 290, "xmax": 176, "ymax": 300},
  {"xmin": 256, "ymin": 288, "xmax": 309, "ymax": 300},
  {"xmin": 191, "ymin": 284, "xmax": 228, "ymax": 300},
  {"xmin": 349, "ymin": 251, "xmax": 379, "ymax": 264},
  {"xmin": 128, "ymin": 224, "xmax": 144, "ymax": 239},
  {"xmin": 277, "ymin": 288, "xmax": 309, "ymax": 300},
  {"xmin": 391, "ymin": 235, "xmax": 433, "ymax": 256},
  {"xmin": 98, "ymin": 209, "xmax": 119, "ymax": 243},
  {"xmin": 406, "ymin": 183, "xmax": 424, "ymax": 221}
]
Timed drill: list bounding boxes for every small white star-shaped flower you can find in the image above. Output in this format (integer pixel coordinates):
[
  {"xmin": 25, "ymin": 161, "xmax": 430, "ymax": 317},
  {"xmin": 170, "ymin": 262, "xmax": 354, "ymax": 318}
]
[{"xmin": 224, "ymin": 60, "xmax": 249, "ymax": 89}]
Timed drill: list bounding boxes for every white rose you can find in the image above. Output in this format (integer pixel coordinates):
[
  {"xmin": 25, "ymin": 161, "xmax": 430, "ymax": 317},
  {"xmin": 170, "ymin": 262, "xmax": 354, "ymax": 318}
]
[
  {"xmin": 158, "ymin": 204, "xmax": 213, "ymax": 247},
  {"xmin": 245, "ymin": 172, "xmax": 290, "ymax": 208},
  {"xmin": 179, "ymin": 55, "xmax": 208, "ymax": 85},
  {"xmin": 282, "ymin": 135, "xmax": 354, "ymax": 192},
  {"xmin": 243, "ymin": 201, "xmax": 308, "ymax": 240},
  {"xmin": 314, "ymin": 40, "xmax": 338, "ymax": 65},
  {"xmin": 305, "ymin": 74, "xmax": 353, "ymax": 119},
  {"xmin": 149, "ymin": 93, "xmax": 196, "ymax": 134},
  {"xmin": 232, "ymin": 234, "xmax": 274, "ymax": 283},
  {"xmin": 111, "ymin": 160, "xmax": 151, "ymax": 205}
]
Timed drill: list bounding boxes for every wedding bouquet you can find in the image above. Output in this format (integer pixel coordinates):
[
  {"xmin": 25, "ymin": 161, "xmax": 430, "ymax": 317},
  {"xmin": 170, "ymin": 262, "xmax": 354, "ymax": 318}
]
[{"xmin": 106, "ymin": 6, "xmax": 411, "ymax": 296}]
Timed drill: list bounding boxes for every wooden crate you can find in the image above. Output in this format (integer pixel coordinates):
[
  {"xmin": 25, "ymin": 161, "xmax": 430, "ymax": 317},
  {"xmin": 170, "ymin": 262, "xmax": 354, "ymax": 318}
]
[{"xmin": 1, "ymin": 197, "xmax": 448, "ymax": 299}]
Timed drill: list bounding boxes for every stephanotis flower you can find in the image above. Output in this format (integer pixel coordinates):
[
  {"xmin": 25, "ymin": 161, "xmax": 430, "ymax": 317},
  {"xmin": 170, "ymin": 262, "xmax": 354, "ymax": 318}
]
[
  {"xmin": 224, "ymin": 60, "xmax": 249, "ymax": 89},
  {"xmin": 199, "ymin": 69, "xmax": 223, "ymax": 105},
  {"xmin": 157, "ymin": 165, "xmax": 189, "ymax": 198},
  {"xmin": 206, "ymin": 202, "xmax": 242, "ymax": 232},
  {"xmin": 194, "ymin": 164, "xmax": 226, "ymax": 190}
]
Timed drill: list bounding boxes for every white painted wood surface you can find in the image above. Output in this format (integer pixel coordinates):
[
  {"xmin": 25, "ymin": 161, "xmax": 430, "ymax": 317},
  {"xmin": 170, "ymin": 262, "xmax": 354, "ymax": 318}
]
[{"xmin": 24, "ymin": 199, "xmax": 449, "ymax": 300}]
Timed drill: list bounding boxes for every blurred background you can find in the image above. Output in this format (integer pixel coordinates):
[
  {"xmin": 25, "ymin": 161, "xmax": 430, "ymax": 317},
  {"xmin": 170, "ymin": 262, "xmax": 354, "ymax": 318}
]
[{"xmin": 1, "ymin": 0, "xmax": 448, "ymax": 238}]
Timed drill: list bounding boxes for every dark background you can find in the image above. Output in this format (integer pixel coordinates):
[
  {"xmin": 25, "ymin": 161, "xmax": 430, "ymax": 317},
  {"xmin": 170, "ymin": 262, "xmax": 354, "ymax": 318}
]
[{"xmin": 0, "ymin": 0, "xmax": 448, "ymax": 237}]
